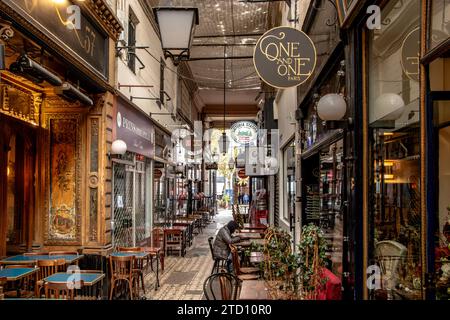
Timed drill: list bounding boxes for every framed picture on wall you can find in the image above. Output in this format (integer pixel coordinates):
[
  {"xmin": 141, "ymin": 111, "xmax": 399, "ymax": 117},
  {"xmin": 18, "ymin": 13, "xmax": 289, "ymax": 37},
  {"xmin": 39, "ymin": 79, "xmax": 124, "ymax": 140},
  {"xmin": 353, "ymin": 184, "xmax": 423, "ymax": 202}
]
[{"xmin": 336, "ymin": 0, "xmax": 362, "ymax": 27}]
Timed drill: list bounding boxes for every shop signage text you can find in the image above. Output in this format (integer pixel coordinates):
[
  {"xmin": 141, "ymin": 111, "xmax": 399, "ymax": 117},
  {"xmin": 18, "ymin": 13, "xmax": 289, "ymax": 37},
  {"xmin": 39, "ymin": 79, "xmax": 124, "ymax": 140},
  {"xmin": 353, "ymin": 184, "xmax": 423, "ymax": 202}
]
[
  {"xmin": 116, "ymin": 98, "xmax": 155, "ymax": 158},
  {"xmin": 3, "ymin": 0, "xmax": 108, "ymax": 77},
  {"xmin": 230, "ymin": 121, "xmax": 258, "ymax": 145},
  {"xmin": 253, "ymin": 26, "xmax": 317, "ymax": 88},
  {"xmin": 401, "ymin": 27, "xmax": 420, "ymax": 82}
]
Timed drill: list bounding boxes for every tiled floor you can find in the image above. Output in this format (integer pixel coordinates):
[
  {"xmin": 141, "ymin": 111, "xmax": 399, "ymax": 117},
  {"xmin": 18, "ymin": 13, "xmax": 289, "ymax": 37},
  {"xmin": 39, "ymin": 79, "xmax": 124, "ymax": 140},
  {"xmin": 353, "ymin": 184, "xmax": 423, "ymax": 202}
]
[{"xmin": 144, "ymin": 209, "xmax": 233, "ymax": 300}]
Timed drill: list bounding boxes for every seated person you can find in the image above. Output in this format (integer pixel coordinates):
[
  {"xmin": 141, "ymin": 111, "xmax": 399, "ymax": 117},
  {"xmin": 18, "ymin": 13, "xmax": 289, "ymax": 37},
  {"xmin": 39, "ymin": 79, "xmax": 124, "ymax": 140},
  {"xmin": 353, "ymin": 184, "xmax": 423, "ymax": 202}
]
[{"xmin": 213, "ymin": 221, "xmax": 241, "ymax": 273}]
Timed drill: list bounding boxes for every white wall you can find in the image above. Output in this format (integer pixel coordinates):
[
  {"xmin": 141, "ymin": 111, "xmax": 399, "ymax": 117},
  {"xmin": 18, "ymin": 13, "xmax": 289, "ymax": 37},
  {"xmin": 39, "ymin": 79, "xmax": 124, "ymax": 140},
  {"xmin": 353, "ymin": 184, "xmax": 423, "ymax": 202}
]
[{"xmin": 115, "ymin": 0, "xmax": 180, "ymax": 131}]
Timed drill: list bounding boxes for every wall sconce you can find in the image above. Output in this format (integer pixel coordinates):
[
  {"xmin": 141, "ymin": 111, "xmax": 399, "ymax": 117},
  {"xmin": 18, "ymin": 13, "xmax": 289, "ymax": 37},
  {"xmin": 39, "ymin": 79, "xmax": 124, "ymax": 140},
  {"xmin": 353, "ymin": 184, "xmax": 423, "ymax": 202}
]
[
  {"xmin": 374, "ymin": 93, "xmax": 405, "ymax": 121},
  {"xmin": 109, "ymin": 139, "xmax": 127, "ymax": 159},
  {"xmin": 317, "ymin": 93, "xmax": 347, "ymax": 121}
]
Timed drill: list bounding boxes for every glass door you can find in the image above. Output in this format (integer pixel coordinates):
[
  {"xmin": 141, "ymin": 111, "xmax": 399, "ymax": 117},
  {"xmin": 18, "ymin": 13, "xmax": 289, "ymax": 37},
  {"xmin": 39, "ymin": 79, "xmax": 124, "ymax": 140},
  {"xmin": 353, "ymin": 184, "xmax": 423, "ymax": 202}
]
[{"xmin": 431, "ymin": 94, "xmax": 450, "ymax": 300}]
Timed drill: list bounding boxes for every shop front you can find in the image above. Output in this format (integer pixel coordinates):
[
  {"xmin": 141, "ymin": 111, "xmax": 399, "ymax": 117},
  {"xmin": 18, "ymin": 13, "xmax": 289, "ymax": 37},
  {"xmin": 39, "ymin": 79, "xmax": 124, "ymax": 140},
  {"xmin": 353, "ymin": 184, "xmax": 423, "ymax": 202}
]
[
  {"xmin": 340, "ymin": 0, "xmax": 449, "ymax": 300},
  {"xmin": 0, "ymin": 0, "xmax": 121, "ymax": 257},
  {"xmin": 111, "ymin": 95, "xmax": 155, "ymax": 248}
]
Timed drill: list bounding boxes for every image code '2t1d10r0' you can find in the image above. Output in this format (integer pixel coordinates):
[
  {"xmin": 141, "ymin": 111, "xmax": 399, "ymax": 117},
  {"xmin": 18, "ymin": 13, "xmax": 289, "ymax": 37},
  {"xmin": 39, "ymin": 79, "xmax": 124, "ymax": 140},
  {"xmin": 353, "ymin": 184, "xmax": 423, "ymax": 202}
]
[{"xmin": 176, "ymin": 304, "xmax": 272, "ymax": 318}]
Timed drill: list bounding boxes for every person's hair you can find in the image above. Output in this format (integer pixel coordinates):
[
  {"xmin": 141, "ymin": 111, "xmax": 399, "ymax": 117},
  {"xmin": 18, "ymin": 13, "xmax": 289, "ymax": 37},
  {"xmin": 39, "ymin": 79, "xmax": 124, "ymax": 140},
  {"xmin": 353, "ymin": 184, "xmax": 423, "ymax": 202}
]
[
  {"xmin": 227, "ymin": 221, "xmax": 239, "ymax": 234},
  {"xmin": 444, "ymin": 222, "xmax": 450, "ymax": 235}
]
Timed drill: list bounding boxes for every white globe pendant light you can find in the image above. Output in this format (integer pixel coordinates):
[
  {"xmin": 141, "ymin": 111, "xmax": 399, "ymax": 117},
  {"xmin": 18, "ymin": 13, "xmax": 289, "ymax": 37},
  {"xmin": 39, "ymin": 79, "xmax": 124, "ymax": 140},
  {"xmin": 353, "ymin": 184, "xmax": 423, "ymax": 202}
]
[
  {"xmin": 317, "ymin": 93, "xmax": 347, "ymax": 121},
  {"xmin": 374, "ymin": 93, "xmax": 405, "ymax": 121},
  {"xmin": 111, "ymin": 140, "xmax": 127, "ymax": 155}
]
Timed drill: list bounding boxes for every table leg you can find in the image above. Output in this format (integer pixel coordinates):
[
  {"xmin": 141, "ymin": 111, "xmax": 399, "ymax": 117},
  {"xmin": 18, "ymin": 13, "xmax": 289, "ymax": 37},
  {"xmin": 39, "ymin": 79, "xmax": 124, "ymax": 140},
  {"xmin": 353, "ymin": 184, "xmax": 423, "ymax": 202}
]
[{"xmin": 155, "ymin": 253, "xmax": 160, "ymax": 291}]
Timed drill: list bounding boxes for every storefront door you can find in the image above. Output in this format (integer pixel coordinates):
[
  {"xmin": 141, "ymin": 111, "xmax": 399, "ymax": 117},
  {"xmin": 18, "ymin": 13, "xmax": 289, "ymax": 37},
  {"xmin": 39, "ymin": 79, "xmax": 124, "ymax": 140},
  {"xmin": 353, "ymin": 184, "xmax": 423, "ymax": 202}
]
[
  {"xmin": 112, "ymin": 156, "xmax": 149, "ymax": 248},
  {"xmin": 428, "ymin": 93, "xmax": 450, "ymax": 300},
  {"xmin": 0, "ymin": 118, "xmax": 36, "ymax": 256}
]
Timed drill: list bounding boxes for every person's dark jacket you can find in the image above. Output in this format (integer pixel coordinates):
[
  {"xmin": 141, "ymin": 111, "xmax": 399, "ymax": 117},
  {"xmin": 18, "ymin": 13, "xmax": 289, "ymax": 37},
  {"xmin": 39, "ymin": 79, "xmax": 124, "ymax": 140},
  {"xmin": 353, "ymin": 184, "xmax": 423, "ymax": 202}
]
[{"xmin": 213, "ymin": 226, "xmax": 241, "ymax": 260}]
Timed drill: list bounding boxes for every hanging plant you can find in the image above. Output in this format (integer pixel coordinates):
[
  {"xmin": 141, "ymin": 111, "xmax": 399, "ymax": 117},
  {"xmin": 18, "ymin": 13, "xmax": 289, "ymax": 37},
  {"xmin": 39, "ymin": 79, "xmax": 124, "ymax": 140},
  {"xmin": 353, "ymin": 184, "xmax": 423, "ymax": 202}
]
[{"xmin": 297, "ymin": 224, "xmax": 329, "ymax": 299}]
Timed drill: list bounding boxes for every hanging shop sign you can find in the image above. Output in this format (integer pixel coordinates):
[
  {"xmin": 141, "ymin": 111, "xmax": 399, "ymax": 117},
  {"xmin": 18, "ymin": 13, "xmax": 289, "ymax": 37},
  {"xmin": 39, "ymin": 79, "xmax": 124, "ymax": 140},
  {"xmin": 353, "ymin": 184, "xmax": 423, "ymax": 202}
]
[
  {"xmin": 206, "ymin": 163, "xmax": 219, "ymax": 170},
  {"xmin": 230, "ymin": 121, "xmax": 258, "ymax": 145},
  {"xmin": 116, "ymin": 96, "xmax": 155, "ymax": 158},
  {"xmin": 238, "ymin": 169, "xmax": 248, "ymax": 179},
  {"xmin": 154, "ymin": 169, "xmax": 163, "ymax": 180},
  {"xmin": 254, "ymin": 26, "xmax": 317, "ymax": 89},
  {"xmin": 401, "ymin": 27, "xmax": 420, "ymax": 82},
  {"xmin": 2, "ymin": 0, "xmax": 108, "ymax": 78}
]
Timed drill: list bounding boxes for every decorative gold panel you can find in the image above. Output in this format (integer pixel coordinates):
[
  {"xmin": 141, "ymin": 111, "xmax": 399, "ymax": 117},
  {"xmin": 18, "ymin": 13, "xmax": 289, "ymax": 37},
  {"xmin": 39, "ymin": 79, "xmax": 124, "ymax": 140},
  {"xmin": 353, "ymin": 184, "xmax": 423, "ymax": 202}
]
[{"xmin": 0, "ymin": 73, "xmax": 42, "ymax": 126}]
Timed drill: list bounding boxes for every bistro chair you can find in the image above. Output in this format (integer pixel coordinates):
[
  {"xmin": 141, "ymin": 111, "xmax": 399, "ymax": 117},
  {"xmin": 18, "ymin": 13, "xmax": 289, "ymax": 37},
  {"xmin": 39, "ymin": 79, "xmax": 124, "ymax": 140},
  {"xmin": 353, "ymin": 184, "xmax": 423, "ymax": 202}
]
[
  {"xmin": 35, "ymin": 259, "xmax": 60, "ymax": 297},
  {"xmin": 152, "ymin": 228, "xmax": 165, "ymax": 271},
  {"xmin": 203, "ymin": 272, "xmax": 241, "ymax": 300},
  {"xmin": 118, "ymin": 247, "xmax": 146, "ymax": 295},
  {"xmin": 229, "ymin": 245, "xmax": 260, "ymax": 281},
  {"xmin": 23, "ymin": 252, "xmax": 48, "ymax": 256},
  {"xmin": 49, "ymin": 251, "xmax": 79, "ymax": 256},
  {"xmin": 109, "ymin": 254, "xmax": 135, "ymax": 300},
  {"xmin": 3, "ymin": 265, "xmax": 36, "ymax": 298},
  {"xmin": 375, "ymin": 240, "xmax": 407, "ymax": 299},
  {"xmin": 164, "ymin": 229, "xmax": 184, "ymax": 257},
  {"xmin": 44, "ymin": 280, "xmax": 84, "ymax": 300},
  {"xmin": 208, "ymin": 237, "xmax": 227, "ymax": 275}
]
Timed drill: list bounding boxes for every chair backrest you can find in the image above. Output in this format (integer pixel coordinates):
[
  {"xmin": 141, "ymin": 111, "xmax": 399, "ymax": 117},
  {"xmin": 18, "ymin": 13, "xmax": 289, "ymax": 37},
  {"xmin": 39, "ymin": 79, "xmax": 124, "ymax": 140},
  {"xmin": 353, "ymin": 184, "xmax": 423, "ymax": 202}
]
[
  {"xmin": 109, "ymin": 255, "xmax": 134, "ymax": 279},
  {"xmin": 208, "ymin": 237, "xmax": 215, "ymax": 259},
  {"xmin": 375, "ymin": 240, "xmax": 407, "ymax": 289},
  {"xmin": 118, "ymin": 247, "xmax": 142, "ymax": 252},
  {"xmin": 229, "ymin": 245, "xmax": 241, "ymax": 275},
  {"xmin": 165, "ymin": 230, "xmax": 182, "ymax": 244},
  {"xmin": 203, "ymin": 272, "xmax": 241, "ymax": 300},
  {"xmin": 152, "ymin": 228, "xmax": 164, "ymax": 247},
  {"xmin": 23, "ymin": 252, "xmax": 48, "ymax": 256},
  {"xmin": 44, "ymin": 280, "xmax": 84, "ymax": 300},
  {"xmin": 37, "ymin": 260, "xmax": 58, "ymax": 280},
  {"xmin": 49, "ymin": 251, "xmax": 79, "ymax": 256}
]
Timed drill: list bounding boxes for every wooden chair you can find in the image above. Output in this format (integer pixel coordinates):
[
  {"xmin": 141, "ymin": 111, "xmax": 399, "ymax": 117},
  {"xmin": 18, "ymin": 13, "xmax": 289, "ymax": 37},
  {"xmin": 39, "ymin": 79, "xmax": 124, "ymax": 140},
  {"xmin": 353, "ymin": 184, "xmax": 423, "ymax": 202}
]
[
  {"xmin": 44, "ymin": 280, "xmax": 84, "ymax": 300},
  {"xmin": 208, "ymin": 237, "xmax": 227, "ymax": 275},
  {"xmin": 229, "ymin": 245, "xmax": 260, "ymax": 281},
  {"xmin": 109, "ymin": 255, "xmax": 135, "ymax": 300},
  {"xmin": 49, "ymin": 251, "xmax": 79, "ymax": 256},
  {"xmin": 35, "ymin": 259, "xmax": 59, "ymax": 297},
  {"xmin": 3, "ymin": 265, "xmax": 36, "ymax": 298},
  {"xmin": 117, "ymin": 247, "xmax": 146, "ymax": 295},
  {"xmin": 0, "ymin": 277, "xmax": 6, "ymax": 299},
  {"xmin": 203, "ymin": 272, "xmax": 241, "ymax": 300},
  {"xmin": 152, "ymin": 228, "xmax": 165, "ymax": 271},
  {"xmin": 164, "ymin": 229, "xmax": 184, "ymax": 257},
  {"xmin": 23, "ymin": 252, "xmax": 48, "ymax": 256}
]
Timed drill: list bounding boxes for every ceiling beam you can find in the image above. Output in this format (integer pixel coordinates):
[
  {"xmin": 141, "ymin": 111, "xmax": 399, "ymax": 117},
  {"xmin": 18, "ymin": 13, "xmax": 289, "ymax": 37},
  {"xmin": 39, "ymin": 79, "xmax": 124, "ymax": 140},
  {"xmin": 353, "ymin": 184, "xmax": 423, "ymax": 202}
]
[
  {"xmin": 203, "ymin": 105, "xmax": 259, "ymax": 117},
  {"xmin": 194, "ymin": 32, "xmax": 264, "ymax": 39}
]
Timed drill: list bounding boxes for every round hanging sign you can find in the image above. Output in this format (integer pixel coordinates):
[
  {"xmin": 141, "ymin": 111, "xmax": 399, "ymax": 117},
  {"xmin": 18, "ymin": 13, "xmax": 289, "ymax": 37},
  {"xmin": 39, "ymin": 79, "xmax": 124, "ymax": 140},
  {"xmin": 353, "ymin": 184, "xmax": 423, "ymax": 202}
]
[
  {"xmin": 254, "ymin": 26, "xmax": 317, "ymax": 89},
  {"xmin": 230, "ymin": 121, "xmax": 258, "ymax": 145},
  {"xmin": 401, "ymin": 27, "xmax": 420, "ymax": 82}
]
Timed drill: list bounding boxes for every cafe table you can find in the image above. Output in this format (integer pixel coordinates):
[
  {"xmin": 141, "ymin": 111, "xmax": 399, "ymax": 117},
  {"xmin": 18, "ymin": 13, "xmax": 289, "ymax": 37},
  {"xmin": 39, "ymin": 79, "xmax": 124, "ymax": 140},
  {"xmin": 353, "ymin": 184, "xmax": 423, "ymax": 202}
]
[
  {"xmin": 0, "ymin": 254, "xmax": 83, "ymax": 266},
  {"xmin": 249, "ymin": 252, "xmax": 264, "ymax": 264},
  {"xmin": 239, "ymin": 280, "xmax": 268, "ymax": 300},
  {"xmin": 0, "ymin": 267, "xmax": 39, "ymax": 298},
  {"xmin": 236, "ymin": 238, "xmax": 266, "ymax": 248},
  {"xmin": 235, "ymin": 232, "xmax": 263, "ymax": 240},
  {"xmin": 43, "ymin": 272, "xmax": 105, "ymax": 300},
  {"xmin": 243, "ymin": 223, "xmax": 268, "ymax": 230},
  {"xmin": 141, "ymin": 247, "xmax": 161, "ymax": 291}
]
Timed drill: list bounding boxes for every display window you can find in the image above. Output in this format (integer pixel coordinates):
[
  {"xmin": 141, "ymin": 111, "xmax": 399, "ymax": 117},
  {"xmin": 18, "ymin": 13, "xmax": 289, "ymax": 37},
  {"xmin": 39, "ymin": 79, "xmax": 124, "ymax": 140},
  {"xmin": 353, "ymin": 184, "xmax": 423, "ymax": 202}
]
[
  {"xmin": 283, "ymin": 141, "xmax": 296, "ymax": 224},
  {"xmin": 366, "ymin": 0, "xmax": 422, "ymax": 300}
]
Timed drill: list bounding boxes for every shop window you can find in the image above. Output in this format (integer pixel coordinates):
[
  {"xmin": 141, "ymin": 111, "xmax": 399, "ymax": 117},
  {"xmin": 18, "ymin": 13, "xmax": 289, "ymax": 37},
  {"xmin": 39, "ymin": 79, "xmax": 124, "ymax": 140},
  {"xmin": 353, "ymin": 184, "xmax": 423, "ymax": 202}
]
[
  {"xmin": 127, "ymin": 8, "xmax": 139, "ymax": 73},
  {"xmin": 283, "ymin": 141, "xmax": 296, "ymax": 224},
  {"xmin": 429, "ymin": 1, "xmax": 450, "ymax": 51},
  {"xmin": 367, "ymin": 0, "xmax": 422, "ymax": 300}
]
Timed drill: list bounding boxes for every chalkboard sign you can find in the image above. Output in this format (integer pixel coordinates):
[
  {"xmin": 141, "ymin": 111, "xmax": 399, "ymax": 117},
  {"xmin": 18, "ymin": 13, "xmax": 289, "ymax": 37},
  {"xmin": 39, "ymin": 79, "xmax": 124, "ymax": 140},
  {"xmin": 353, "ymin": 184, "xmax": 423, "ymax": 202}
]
[{"xmin": 4, "ymin": 0, "xmax": 108, "ymax": 78}]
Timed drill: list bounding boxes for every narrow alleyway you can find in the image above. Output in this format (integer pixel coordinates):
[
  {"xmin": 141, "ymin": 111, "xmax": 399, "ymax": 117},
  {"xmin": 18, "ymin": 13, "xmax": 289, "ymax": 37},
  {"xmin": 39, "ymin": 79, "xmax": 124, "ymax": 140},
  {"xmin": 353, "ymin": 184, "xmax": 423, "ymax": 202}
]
[{"xmin": 144, "ymin": 210, "xmax": 232, "ymax": 300}]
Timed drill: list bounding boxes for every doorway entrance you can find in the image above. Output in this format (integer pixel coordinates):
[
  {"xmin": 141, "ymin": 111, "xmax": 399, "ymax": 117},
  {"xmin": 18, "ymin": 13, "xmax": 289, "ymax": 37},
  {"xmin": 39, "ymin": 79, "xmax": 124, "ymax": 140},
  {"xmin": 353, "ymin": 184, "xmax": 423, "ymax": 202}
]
[{"xmin": 0, "ymin": 116, "xmax": 36, "ymax": 256}]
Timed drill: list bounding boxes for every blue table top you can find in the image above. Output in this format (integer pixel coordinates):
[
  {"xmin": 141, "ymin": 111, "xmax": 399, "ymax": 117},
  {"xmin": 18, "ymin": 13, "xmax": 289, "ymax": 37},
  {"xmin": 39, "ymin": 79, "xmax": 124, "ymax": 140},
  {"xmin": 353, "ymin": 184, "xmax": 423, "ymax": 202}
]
[
  {"xmin": 43, "ymin": 273, "xmax": 105, "ymax": 286},
  {"xmin": 0, "ymin": 255, "xmax": 83, "ymax": 265},
  {"xmin": 0, "ymin": 268, "xmax": 38, "ymax": 281},
  {"xmin": 110, "ymin": 252, "xmax": 148, "ymax": 258}
]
